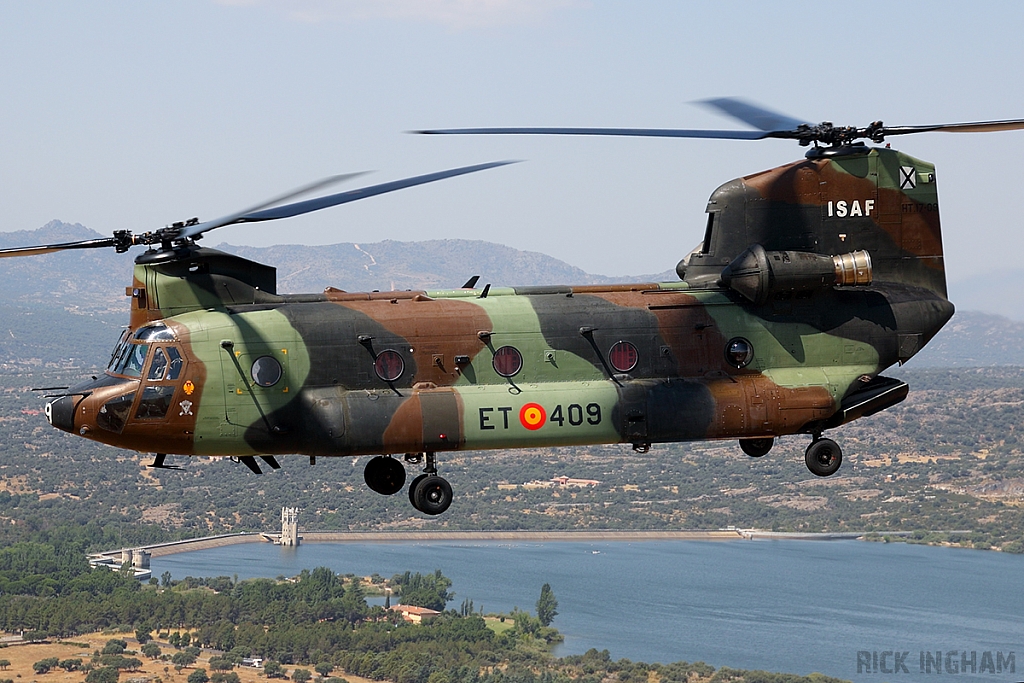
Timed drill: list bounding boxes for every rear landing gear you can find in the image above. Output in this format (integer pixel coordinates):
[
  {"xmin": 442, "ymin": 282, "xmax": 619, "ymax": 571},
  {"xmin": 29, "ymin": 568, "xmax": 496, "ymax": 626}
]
[
  {"xmin": 411, "ymin": 475, "xmax": 453, "ymax": 515},
  {"xmin": 364, "ymin": 452, "xmax": 454, "ymax": 514},
  {"xmin": 407, "ymin": 452, "xmax": 453, "ymax": 516},
  {"xmin": 740, "ymin": 437, "xmax": 774, "ymax": 458},
  {"xmin": 805, "ymin": 437, "xmax": 842, "ymax": 477}
]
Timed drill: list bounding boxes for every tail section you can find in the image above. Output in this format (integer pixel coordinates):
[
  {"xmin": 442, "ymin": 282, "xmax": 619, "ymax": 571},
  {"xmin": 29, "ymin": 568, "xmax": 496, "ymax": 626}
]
[{"xmin": 679, "ymin": 146, "xmax": 948, "ymax": 300}]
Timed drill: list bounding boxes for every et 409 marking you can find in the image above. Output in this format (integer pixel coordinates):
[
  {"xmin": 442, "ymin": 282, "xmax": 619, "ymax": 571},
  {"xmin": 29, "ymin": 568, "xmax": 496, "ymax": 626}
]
[{"xmin": 478, "ymin": 402, "xmax": 602, "ymax": 431}]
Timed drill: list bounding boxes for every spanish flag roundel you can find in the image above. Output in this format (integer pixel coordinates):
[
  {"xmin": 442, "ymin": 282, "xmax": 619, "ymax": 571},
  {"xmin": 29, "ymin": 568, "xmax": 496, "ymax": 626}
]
[{"xmin": 519, "ymin": 403, "xmax": 546, "ymax": 430}]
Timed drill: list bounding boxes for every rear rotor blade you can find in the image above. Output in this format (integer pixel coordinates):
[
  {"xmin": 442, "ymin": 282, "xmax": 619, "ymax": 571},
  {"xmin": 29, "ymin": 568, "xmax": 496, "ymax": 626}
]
[
  {"xmin": 231, "ymin": 160, "xmax": 517, "ymax": 224},
  {"xmin": 0, "ymin": 236, "xmax": 117, "ymax": 259},
  {"xmin": 414, "ymin": 127, "xmax": 769, "ymax": 140},
  {"xmin": 882, "ymin": 119, "xmax": 1024, "ymax": 136}
]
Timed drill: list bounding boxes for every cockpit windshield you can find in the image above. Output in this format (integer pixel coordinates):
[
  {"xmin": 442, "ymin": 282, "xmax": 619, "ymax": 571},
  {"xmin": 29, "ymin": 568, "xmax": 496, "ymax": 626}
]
[
  {"xmin": 122, "ymin": 343, "xmax": 149, "ymax": 377},
  {"xmin": 106, "ymin": 324, "xmax": 176, "ymax": 378}
]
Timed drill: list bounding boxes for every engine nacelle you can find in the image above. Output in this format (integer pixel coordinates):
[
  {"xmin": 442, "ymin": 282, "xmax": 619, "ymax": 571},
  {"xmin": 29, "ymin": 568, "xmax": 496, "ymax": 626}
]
[{"xmin": 719, "ymin": 244, "xmax": 871, "ymax": 305}]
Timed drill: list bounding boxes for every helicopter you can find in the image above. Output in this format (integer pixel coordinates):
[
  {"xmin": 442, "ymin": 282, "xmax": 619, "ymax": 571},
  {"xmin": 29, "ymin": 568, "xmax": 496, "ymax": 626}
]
[{"xmin": 4, "ymin": 98, "xmax": 1024, "ymax": 517}]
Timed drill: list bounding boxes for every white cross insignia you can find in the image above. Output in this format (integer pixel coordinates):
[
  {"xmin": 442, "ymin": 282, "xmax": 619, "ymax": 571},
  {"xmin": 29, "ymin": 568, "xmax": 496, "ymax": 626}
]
[{"xmin": 900, "ymin": 166, "xmax": 916, "ymax": 190}]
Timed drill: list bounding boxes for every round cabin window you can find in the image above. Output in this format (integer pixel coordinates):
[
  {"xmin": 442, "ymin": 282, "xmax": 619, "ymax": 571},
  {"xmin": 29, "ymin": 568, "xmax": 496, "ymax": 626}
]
[
  {"xmin": 374, "ymin": 350, "xmax": 405, "ymax": 382},
  {"xmin": 725, "ymin": 338, "xmax": 754, "ymax": 368},
  {"xmin": 251, "ymin": 356, "xmax": 283, "ymax": 387},
  {"xmin": 492, "ymin": 346, "xmax": 523, "ymax": 378},
  {"xmin": 608, "ymin": 341, "xmax": 639, "ymax": 373}
]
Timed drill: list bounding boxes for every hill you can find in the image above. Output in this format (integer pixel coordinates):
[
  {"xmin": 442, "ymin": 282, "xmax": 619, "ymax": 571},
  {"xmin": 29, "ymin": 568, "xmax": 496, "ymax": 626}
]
[{"xmin": 1, "ymin": 221, "xmax": 1021, "ymax": 370}]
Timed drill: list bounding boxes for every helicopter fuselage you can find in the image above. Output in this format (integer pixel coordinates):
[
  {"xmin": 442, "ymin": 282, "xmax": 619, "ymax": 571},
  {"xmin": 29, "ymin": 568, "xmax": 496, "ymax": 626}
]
[
  {"xmin": 48, "ymin": 273, "xmax": 949, "ymax": 458},
  {"xmin": 40, "ymin": 144, "xmax": 955, "ymax": 512}
]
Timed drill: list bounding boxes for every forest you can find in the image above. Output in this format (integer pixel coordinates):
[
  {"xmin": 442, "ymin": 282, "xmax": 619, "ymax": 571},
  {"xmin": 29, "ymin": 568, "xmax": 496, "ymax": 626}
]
[
  {"xmin": 0, "ymin": 544, "xmax": 848, "ymax": 683},
  {"xmin": 0, "ymin": 366, "xmax": 1022, "ymax": 553}
]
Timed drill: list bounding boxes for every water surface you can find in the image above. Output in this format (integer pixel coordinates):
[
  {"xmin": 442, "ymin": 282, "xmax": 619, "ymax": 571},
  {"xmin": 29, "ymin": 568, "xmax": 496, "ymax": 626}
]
[{"xmin": 151, "ymin": 539, "xmax": 1024, "ymax": 682}]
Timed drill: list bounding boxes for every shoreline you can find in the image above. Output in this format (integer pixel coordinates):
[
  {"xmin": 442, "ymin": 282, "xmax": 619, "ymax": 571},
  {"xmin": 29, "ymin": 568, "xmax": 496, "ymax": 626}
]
[{"xmin": 94, "ymin": 528, "xmax": 915, "ymax": 559}]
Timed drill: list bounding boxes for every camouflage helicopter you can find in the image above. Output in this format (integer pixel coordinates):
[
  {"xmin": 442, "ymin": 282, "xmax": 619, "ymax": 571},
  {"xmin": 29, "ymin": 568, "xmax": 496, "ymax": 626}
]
[{"xmin": 4, "ymin": 99, "xmax": 1023, "ymax": 517}]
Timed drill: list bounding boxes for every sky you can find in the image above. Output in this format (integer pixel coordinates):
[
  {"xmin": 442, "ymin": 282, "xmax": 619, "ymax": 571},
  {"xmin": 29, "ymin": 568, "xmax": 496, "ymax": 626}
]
[{"xmin": 3, "ymin": 1, "xmax": 1024, "ymax": 316}]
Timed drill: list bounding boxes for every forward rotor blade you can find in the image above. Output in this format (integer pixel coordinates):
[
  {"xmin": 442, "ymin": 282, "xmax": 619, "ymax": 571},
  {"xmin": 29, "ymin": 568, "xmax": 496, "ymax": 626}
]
[
  {"xmin": 231, "ymin": 160, "xmax": 517, "ymax": 224},
  {"xmin": 699, "ymin": 97, "xmax": 809, "ymax": 132},
  {"xmin": 180, "ymin": 171, "xmax": 369, "ymax": 239},
  {"xmin": 414, "ymin": 127, "xmax": 769, "ymax": 140},
  {"xmin": 0, "ymin": 236, "xmax": 117, "ymax": 259},
  {"xmin": 882, "ymin": 119, "xmax": 1024, "ymax": 136}
]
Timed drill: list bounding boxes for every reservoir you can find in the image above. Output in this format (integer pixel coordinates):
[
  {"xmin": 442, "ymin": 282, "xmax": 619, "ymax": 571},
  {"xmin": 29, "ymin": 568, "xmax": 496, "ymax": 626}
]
[{"xmin": 150, "ymin": 539, "xmax": 1023, "ymax": 682}]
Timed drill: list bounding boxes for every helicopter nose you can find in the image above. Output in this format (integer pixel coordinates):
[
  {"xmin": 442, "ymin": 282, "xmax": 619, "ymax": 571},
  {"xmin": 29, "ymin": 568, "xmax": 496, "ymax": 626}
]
[{"xmin": 46, "ymin": 396, "xmax": 76, "ymax": 433}]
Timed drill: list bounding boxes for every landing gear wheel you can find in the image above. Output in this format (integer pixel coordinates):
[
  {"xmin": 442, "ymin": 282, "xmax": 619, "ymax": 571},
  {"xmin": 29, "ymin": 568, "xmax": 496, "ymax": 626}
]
[
  {"xmin": 805, "ymin": 438, "xmax": 842, "ymax": 477},
  {"xmin": 740, "ymin": 437, "xmax": 774, "ymax": 458},
  {"xmin": 411, "ymin": 475, "xmax": 453, "ymax": 516},
  {"xmin": 363, "ymin": 456, "xmax": 406, "ymax": 495},
  {"xmin": 408, "ymin": 473, "xmax": 428, "ymax": 507}
]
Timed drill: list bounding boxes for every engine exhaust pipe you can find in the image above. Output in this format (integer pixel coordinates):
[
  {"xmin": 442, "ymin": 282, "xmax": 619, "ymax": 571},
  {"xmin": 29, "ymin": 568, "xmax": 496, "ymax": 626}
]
[{"xmin": 720, "ymin": 244, "xmax": 872, "ymax": 304}]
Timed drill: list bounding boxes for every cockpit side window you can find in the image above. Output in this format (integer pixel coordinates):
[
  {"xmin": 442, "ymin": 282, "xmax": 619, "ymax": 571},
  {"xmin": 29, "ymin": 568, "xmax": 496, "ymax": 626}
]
[
  {"xmin": 166, "ymin": 347, "xmax": 183, "ymax": 380},
  {"xmin": 135, "ymin": 386, "xmax": 175, "ymax": 420},
  {"xmin": 147, "ymin": 347, "xmax": 168, "ymax": 381}
]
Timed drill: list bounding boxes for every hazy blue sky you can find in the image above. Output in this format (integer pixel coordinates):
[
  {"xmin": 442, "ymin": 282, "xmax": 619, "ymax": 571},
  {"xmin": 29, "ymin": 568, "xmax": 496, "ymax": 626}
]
[{"xmin": 3, "ymin": 1, "xmax": 1024, "ymax": 314}]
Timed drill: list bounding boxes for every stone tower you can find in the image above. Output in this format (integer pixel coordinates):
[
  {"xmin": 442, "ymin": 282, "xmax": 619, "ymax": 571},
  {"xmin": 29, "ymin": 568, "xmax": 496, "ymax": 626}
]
[{"xmin": 281, "ymin": 507, "xmax": 300, "ymax": 546}]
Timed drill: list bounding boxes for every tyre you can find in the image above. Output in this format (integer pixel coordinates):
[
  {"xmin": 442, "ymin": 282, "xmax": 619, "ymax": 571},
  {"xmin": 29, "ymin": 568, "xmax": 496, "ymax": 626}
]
[
  {"xmin": 363, "ymin": 455, "xmax": 406, "ymax": 495},
  {"xmin": 740, "ymin": 437, "xmax": 774, "ymax": 458},
  {"xmin": 412, "ymin": 475, "xmax": 453, "ymax": 516},
  {"xmin": 805, "ymin": 438, "xmax": 842, "ymax": 477},
  {"xmin": 408, "ymin": 473, "xmax": 428, "ymax": 507}
]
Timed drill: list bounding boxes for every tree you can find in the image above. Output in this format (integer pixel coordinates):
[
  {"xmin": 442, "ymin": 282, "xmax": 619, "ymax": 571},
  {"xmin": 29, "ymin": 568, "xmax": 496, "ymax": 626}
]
[
  {"xmin": 142, "ymin": 643, "xmax": 161, "ymax": 659},
  {"xmin": 33, "ymin": 658, "xmax": 59, "ymax": 674},
  {"xmin": 136, "ymin": 627, "xmax": 152, "ymax": 644},
  {"xmin": 536, "ymin": 583, "xmax": 558, "ymax": 627},
  {"xmin": 102, "ymin": 640, "xmax": 127, "ymax": 655},
  {"xmin": 210, "ymin": 673, "xmax": 240, "ymax": 683},
  {"xmin": 188, "ymin": 669, "xmax": 209, "ymax": 683},
  {"xmin": 291, "ymin": 669, "xmax": 311, "ymax": 683},
  {"xmin": 208, "ymin": 657, "xmax": 233, "ymax": 672},
  {"xmin": 86, "ymin": 667, "xmax": 120, "ymax": 683},
  {"xmin": 391, "ymin": 570, "xmax": 454, "ymax": 611},
  {"xmin": 59, "ymin": 659, "xmax": 83, "ymax": 672},
  {"xmin": 0, "ymin": 660, "xmax": 10, "ymax": 671},
  {"xmin": 314, "ymin": 662, "xmax": 332, "ymax": 678},
  {"xmin": 161, "ymin": 571, "xmax": 172, "ymax": 588},
  {"xmin": 263, "ymin": 661, "xmax": 284, "ymax": 679},
  {"xmin": 172, "ymin": 651, "xmax": 197, "ymax": 670}
]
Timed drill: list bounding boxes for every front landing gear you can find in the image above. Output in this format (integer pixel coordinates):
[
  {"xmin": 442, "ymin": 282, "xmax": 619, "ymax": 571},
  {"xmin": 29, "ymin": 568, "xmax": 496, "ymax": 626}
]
[
  {"xmin": 805, "ymin": 437, "xmax": 842, "ymax": 477},
  {"xmin": 363, "ymin": 456, "xmax": 406, "ymax": 495},
  {"xmin": 740, "ymin": 437, "xmax": 774, "ymax": 458},
  {"xmin": 407, "ymin": 452, "xmax": 453, "ymax": 516}
]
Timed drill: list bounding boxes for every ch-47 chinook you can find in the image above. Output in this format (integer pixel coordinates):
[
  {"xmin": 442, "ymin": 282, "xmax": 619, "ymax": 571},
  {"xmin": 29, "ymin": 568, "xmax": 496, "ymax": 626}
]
[{"xmin": 5, "ymin": 98, "xmax": 1024, "ymax": 517}]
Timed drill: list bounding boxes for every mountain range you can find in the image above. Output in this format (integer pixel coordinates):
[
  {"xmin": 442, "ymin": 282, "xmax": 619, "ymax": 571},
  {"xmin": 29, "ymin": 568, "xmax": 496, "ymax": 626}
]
[{"xmin": 1, "ymin": 221, "xmax": 1022, "ymax": 369}]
